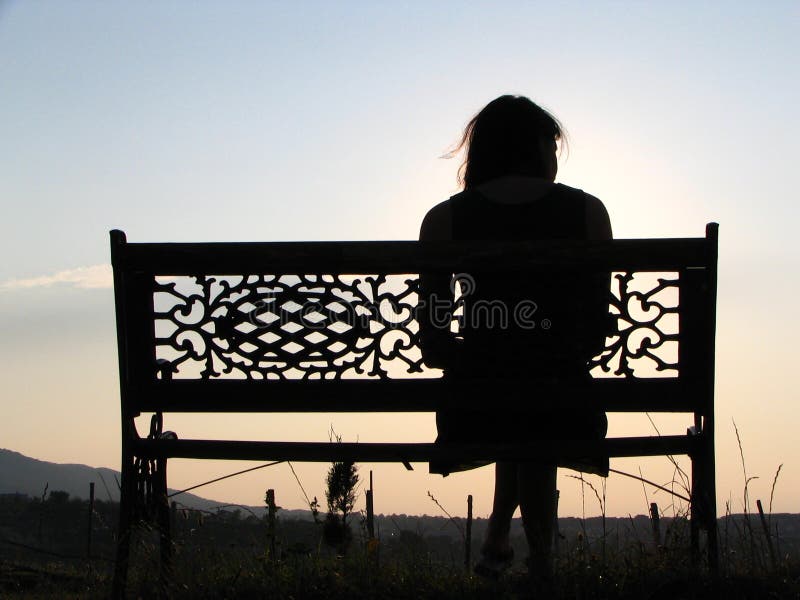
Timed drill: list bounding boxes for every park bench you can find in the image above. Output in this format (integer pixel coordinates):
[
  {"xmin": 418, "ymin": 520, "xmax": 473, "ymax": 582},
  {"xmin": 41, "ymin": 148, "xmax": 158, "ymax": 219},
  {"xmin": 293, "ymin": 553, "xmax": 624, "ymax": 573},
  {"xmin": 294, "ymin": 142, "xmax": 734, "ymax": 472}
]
[{"xmin": 109, "ymin": 224, "xmax": 719, "ymax": 594}]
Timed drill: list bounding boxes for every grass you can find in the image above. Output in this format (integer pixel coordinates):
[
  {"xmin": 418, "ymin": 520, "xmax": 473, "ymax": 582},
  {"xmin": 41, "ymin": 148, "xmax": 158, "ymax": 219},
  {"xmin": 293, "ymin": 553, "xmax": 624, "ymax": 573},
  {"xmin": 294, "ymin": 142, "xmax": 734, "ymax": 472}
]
[
  {"xmin": 4, "ymin": 510, "xmax": 800, "ymax": 599},
  {"xmin": 4, "ymin": 543, "xmax": 800, "ymax": 599},
  {"xmin": 2, "ymin": 422, "xmax": 798, "ymax": 598}
]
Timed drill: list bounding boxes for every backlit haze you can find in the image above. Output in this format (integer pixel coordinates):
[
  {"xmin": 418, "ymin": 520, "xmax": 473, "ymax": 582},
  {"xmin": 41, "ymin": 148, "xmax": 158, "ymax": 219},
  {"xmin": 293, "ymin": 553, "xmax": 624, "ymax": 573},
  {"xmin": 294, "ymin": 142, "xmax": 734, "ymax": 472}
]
[{"xmin": 1, "ymin": 2, "xmax": 798, "ymax": 520}]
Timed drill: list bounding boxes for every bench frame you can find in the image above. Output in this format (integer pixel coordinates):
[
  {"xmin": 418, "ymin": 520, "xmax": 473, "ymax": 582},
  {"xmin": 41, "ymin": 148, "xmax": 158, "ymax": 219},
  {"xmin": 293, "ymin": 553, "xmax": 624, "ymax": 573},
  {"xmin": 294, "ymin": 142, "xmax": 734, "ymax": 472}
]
[{"xmin": 109, "ymin": 224, "xmax": 719, "ymax": 595}]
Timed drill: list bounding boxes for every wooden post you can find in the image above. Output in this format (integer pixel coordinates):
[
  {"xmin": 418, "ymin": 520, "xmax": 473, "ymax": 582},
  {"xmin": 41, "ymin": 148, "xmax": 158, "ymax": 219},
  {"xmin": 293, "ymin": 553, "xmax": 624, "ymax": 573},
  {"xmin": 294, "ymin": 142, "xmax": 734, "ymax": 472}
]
[
  {"xmin": 87, "ymin": 482, "xmax": 95, "ymax": 560},
  {"xmin": 170, "ymin": 501, "xmax": 178, "ymax": 542},
  {"xmin": 366, "ymin": 470, "xmax": 375, "ymax": 540},
  {"xmin": 38, "ymin": 483, "xmax": 48, "ymax": 545},
  {"xmin": 756, "ymin": 499, "xmax": 777, "ymax": 571},
  {"xmin": 650, "ymin": 502, "xmax": 661, "ymax": 549},
  {"xmin": 365, "ymin": 491, "xmax": 374, "ymax": 537},
  {"xmin": 156, "ymin": 457, "xmax": 172, "ymax": 593},
  {"xmin": 553, "ymin": 489, "xmax": 560, "ymax": 558},
  {"xmin": 465, "ymin": 494, "xmax": 473, "ymax": 571},
  {"xmin": 266, "ymin": 489, "xmax": 276, "ymax": 560}
]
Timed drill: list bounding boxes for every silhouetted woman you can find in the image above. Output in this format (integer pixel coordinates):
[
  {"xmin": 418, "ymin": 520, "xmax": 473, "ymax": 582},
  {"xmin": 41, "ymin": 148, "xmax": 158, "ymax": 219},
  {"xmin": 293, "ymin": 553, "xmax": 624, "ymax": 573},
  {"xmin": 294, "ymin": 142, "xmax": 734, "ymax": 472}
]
[{"xmin": 419, "ymin": 95, "xmax": 612, "ymax": 579}]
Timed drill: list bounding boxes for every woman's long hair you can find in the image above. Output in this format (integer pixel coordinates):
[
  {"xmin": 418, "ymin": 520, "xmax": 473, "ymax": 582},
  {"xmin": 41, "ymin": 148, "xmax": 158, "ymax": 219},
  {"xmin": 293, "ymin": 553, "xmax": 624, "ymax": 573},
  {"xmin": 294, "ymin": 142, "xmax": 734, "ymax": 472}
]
[{"xmin": 450, "ymin": 95, "xmax": 565, "ymax": 189}]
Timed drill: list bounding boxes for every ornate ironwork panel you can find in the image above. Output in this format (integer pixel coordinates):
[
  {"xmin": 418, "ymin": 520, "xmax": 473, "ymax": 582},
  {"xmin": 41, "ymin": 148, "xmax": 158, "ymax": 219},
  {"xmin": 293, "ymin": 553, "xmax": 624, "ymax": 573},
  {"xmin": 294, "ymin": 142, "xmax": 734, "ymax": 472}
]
[
  {"xmin": 153, "ymin": 271, "xmax": 679, "ymax": 380},
  {"xmin": 589, "ymin": 272, "xmax": 679, "ymax": 378},
  {"xmin": 154, "ymin": 274, "xmax": 425, "ymax": 380}
]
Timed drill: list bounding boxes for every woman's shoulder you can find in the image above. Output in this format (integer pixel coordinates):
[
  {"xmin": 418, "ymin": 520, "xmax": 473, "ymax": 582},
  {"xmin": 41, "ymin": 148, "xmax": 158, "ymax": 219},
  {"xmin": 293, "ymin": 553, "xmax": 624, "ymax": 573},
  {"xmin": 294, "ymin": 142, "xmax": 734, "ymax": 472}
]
[
  {"xmin": 552, "ymin": 184, "xmax": 611, "ymax": 239},
  {"xmin": 546, "ymin": 183, "xmax": 611, "ymax": 240},
  {"xmin": 552, "ymin": 182, "xmax": 597, "ymax": 202},
  {"xmin": 419, "ymin": 197, "xmax": 454, "ymax": 240},
  {"xmin": 553, "ymin": 183, "xmax": 607, "ymax": 212}
]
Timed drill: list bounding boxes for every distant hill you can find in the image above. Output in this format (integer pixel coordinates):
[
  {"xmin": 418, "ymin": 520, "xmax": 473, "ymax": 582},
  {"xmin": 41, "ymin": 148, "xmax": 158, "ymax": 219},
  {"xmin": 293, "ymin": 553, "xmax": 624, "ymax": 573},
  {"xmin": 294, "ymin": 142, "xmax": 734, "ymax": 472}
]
[
  {"xmin": 0, "ymin": 448, "xmax": 123, "ymax": 502},
  {"xmin": 3, "ymin": 449, "xmax": 798, "ymax": 549},
  {"xmin": 0, "ymin": 448, "xmax": 312, "ymax": 519}
]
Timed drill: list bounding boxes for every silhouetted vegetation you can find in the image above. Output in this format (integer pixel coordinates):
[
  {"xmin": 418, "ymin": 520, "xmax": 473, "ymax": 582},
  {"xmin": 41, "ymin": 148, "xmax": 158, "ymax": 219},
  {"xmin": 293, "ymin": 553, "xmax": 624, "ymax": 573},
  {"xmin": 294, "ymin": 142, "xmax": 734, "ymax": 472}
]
[
  {"xmin": 322, "ymin": 431, "xmax": 360, "ymax": 552},
  {"xmin": 2, "ymin": 491, "xmax": 800, "ymax": 597}
]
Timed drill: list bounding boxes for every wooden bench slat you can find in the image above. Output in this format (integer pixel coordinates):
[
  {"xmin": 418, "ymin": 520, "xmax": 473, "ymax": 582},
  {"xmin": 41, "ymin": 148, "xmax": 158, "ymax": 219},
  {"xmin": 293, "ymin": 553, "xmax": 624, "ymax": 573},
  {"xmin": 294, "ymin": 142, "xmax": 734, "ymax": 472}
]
[
  {"xmin": 133, "ymin": 435, "xmax": 698, "ymax": 462},
  {"xmin": 132, "ymin": 378, "xmax": 702, "ymax": 413},
  {"xmin": 114, "ymin": 237, "xmax": 711, "ymax": 273}
]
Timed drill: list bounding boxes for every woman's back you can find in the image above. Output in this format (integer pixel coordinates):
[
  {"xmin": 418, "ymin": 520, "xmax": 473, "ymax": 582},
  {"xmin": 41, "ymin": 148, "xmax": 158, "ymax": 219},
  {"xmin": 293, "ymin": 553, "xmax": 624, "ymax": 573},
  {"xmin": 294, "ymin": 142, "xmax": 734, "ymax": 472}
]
[{"xmin": 447, "ymin": 178, "xmax": 610, "ymax": 380}]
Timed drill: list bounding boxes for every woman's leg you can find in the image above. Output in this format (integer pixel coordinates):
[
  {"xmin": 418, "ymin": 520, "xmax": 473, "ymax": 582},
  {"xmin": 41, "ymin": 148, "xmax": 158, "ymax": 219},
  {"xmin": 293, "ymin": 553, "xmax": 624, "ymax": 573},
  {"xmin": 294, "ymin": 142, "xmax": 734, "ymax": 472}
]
[
  {"xmin": 481, "ymin": 461, "xmax": 518, "ymax": 557},
  {"xmin": 517, "ymin": 462, "xmax": 557, "ymax": 575}
]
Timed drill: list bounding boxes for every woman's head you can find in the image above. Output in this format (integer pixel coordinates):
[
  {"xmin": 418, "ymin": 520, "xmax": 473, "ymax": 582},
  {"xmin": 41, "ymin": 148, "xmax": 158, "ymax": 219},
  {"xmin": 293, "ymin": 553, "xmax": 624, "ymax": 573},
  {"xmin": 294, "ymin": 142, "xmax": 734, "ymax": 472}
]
[{"xmin": 452, "ymin": 95, "xmax": 565, "ymax": 189}]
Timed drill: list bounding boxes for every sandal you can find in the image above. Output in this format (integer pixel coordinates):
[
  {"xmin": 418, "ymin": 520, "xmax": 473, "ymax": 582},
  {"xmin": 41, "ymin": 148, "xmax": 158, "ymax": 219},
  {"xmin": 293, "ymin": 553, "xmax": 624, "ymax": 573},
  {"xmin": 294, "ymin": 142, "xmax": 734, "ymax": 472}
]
[{"xmin": 474, "ymin": 548, "xmax": 514, "ymax": 579}]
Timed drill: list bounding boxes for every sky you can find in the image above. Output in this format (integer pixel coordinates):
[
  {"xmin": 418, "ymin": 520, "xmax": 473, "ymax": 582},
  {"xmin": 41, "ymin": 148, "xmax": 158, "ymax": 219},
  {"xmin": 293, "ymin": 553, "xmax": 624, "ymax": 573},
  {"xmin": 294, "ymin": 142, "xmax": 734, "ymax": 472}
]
[{"xmin": 1, "ymin": 1, "xmax": 798, "ymax": 521}]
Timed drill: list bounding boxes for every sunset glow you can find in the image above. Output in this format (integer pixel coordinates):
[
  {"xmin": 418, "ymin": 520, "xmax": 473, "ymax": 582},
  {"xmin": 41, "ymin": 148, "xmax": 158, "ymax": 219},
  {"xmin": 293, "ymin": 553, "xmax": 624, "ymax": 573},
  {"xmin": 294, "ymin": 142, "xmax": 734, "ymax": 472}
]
[{"xmin": 1, "ymin": 1, "xmax": 798, "ymax": 522}]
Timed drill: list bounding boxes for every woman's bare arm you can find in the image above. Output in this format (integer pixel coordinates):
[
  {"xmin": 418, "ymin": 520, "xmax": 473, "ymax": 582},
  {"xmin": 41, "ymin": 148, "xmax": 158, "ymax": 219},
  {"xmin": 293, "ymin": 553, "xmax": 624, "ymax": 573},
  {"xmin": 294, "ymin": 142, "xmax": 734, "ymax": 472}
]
[
  {"xmin": 583, "ymin": 193, "xmax": 614, "ymax": 353},
  {"xmin": 418, "ymin": 201, "xmax": 455, "ymax": 369}
]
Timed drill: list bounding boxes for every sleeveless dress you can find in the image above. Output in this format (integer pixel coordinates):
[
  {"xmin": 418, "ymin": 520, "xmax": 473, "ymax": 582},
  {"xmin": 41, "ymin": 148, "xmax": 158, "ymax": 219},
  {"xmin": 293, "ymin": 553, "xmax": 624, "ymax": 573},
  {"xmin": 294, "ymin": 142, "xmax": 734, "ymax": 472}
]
[{"xmin": 429, "ymin": 182, "xmax": 610, "ymax": 476}]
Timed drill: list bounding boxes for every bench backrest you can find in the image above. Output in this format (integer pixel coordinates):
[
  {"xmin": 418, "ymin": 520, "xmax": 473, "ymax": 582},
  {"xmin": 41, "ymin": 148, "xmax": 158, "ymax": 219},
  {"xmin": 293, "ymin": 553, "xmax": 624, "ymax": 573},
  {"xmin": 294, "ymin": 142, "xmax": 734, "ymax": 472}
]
[{"xmin": 110, "ymin": 225, "xmax": 718, "ymax": 420}]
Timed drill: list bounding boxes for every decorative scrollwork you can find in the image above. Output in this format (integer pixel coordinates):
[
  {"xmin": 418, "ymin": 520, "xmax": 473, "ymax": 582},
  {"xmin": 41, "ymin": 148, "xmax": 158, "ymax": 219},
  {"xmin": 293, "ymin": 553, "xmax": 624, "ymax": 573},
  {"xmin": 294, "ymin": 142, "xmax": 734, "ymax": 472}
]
[
  {"xmin": 154, "ymin": 274, "xmax": 425, "ymax": 380},
  {"xmin": 589, "ymin": 272, "xmax": 679, "ymax": 378},
  {"xmin": 133, "ymin": 413, "xmax": 170, "ymax": 522},
  {"xmin": 153, "ymin": 271, "xmax": 679, "ymax": 380}
]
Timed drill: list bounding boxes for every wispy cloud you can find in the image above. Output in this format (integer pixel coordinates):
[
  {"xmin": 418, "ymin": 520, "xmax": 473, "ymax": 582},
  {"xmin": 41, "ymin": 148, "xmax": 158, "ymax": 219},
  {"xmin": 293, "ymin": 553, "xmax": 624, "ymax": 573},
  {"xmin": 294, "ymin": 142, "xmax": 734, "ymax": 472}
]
[{"xmin": 1, "ymin": 265, "xmax": 112, "ymax": 290}]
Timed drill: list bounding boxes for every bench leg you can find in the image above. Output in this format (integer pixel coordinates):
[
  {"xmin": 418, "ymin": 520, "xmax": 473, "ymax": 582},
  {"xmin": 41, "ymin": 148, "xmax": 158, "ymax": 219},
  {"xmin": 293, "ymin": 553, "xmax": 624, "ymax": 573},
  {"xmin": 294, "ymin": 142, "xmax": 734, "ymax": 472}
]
[
  {"xmin": 690, "ymin": 434, "xmax": 719, "ymax": 573},
  {"xmin": 690, "ymin": 452, "xmax": 700, "ymax": 567},
  {"xmin": 706, "ymin": 497, "xmax": 719, "ymax": 573},
  {"xmin": 112, "ymin": 451, "xmax": 136, "ymax": 599},
  {"xmin": 156, "ymin": 457, "xmax": 173, "ymax": 594},
  {"xmin": 701, "ymin": 434, "xmax": 719, "ymax": 573}
]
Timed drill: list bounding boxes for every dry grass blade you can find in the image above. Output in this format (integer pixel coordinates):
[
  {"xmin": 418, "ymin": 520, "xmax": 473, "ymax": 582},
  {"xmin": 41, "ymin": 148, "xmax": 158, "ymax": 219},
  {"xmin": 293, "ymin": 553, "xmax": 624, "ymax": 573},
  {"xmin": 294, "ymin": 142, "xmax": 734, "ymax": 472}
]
[
  {"xmin": 568, "ymin": 473, "xmax": 608, "ymax": 561},
  {"xmin": 732, "ymin": 419, "xmax": 758, "ymax": 514},
  {"xmin": 287, "ymin": 461, "xmax": 320, "ymax": 524},
  {"xmin": 607, "ymin": 468, "xmax": 690, "ymax": 503},
  {"xmin": 427, "ymin": 491, "xmax": 464, "ymax": 541},
  {"xmin": 567, "ymin": 474, "xmax": 604, "ymax": 512},
  {"xmin": 645, "ymin": 412, "xmax": 691, "ymax": 493},
  {"xmin": 768, "ymin": 463, "xmax": 783, "ymax": 525}
]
